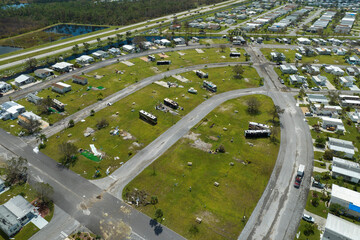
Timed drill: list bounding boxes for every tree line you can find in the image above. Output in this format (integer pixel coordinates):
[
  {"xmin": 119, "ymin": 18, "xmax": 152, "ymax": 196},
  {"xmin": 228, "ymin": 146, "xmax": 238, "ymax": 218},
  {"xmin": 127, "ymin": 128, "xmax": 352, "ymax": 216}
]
[{"xmin": 0, "ymin": 0, "xmax": 225, "ymax": 39}]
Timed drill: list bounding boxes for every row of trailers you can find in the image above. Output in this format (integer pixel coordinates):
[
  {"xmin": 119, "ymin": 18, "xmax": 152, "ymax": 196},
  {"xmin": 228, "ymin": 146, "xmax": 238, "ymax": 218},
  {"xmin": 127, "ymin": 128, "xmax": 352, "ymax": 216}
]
[
  {"xmin": 244, "ymin": 122, "xmax": 271, "ymax": 138},
  {"xmin": 139, "ymin": 98, "xmax": 179, "ymax": 125}
]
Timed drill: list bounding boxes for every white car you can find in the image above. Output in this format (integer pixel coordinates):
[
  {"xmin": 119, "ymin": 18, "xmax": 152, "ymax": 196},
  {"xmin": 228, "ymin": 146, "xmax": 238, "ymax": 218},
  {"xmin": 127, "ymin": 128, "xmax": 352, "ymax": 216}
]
[
  {"xmin": 107, "ymin": 102, "xmax": 112, "ymax": 106},
  {"xmin": 302, "ymin": 214, "xmax": 315, "ymax": 223}
]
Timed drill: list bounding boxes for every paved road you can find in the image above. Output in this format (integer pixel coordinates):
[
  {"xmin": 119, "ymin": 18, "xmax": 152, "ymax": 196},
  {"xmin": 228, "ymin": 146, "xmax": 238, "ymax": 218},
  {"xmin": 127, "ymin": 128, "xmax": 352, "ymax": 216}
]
[
  {"xmin": 0, "ymin": 129, "xmax": 185, "ymax": 240},
  {"xmin": 0, "ymin": 0, "xmax": 243, "ymax": 69},
  {"xmin": 29, "ymin": 206, "xmax": 81, "ymax": 240}
]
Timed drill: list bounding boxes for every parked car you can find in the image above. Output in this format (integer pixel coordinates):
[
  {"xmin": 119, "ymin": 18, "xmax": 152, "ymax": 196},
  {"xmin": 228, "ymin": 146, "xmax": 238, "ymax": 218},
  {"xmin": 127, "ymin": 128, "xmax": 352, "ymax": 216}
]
[
  {"xmin": 311, "ymin": 87, "xmax": 320, "ymax": 91},
  {"xmin": 312, "ymin": 180, "xmax": 325, "ymax": 189},
  {"xmin": 302, "ymin": 214, "xmax": 315, "ymax": 223},
  {"xmin": 305, "ymin": 112, "xmax": 313, "ymax": 117},
  {"xmin": 280, "ymin": 79, "xmax": 285, "ymax": 84},
  {"xmin": 0, "ymin": 93, "xmax": 3, "ymax": 97},
  {"xmin": 294, "ymin": 176, "xmax": 302, "ymax": 188}
]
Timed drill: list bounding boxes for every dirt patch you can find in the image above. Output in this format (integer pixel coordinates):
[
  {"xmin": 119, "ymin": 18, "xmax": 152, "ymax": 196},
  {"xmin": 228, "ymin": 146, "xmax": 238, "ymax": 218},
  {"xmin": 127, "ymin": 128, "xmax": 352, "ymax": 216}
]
[
  {"xmin": 139, "ymin": 57, "xmax": 148, "ymax": 62},
  {"xmin": 197, "ymin": 211, "xmax": 220, "ymax": 224},
  {"xmin": 158, "ymin": 53, "xmax": 169, "ymax": 58},
  {"xmin": 301, "ymin": 106, "xmax": 309, "ymax": 114},
  {"xmin": 152, "ymin": 67, "xmax": 161, "ymax": 73},
  {"xmin": 209, "ymin": 136, "xmax": 219, "ymax": 141},
  {"xmin": 218, "ymin": 104, "xmax": 233, "ymax": 112},
  {"xmin": 184, "ymin": 132, "xmax": 201, "ymax": 141}
]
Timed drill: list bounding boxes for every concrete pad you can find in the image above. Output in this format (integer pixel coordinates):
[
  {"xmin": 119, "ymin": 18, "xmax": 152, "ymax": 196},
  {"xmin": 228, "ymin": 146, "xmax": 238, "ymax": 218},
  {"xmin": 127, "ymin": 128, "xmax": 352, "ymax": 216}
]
[
  {"xmin": 31, "ymin": 215, "xmax": 48, "ymax": 229},
  {"xmin": 177, "ymin": 52, "xmax": 185, "ymax": 56},
  {"xmin": 154, "ymin": 81, "xmax": 169, "ymax": 88},
  {"xmin": 195, "ymin": 48, "xmax": 204, "ymax": 53},
  {"xmin": 172, "ymin": 74, "xmax": 189, "ymax": 83},
  {"xmin": 325, "ymin": 80, "xmax": 336, "ymax": 90},
  {"xmin": 121, "ymin": 61, "xmax": 134, "ymax": 66}
]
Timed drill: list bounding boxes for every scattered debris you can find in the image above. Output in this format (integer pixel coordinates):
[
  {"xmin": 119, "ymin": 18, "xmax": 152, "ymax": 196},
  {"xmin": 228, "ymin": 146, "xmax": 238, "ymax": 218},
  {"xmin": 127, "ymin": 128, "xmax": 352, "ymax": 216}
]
[
  {"xmin": 214, "ymin": 182, "xmax": 219, "ymax": 187},
  {"xmin": 229, "ymin": 162, "xmax": 234, "ymax": 166},
  {"xmin": 84, "ymin": 127, "xmax": 95, "ymax": 137},
  {"xmin": 196, "ymin": 217, "xmax": 202, "ymax": 224},
  {"xmin": 187, "ymin": 162, "xmax": 192, "ymax": 166}
]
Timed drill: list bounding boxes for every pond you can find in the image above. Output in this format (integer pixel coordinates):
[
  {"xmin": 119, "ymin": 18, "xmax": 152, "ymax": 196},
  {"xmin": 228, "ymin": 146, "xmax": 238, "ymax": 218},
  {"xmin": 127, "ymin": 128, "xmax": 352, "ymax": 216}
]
[
  {"xmin": 0, "ymin": 46, "xmax": 23, "ymax": 56},
  {"xmin": 44, "ymin": 24, "xmax": 108, "ymax": 38}
]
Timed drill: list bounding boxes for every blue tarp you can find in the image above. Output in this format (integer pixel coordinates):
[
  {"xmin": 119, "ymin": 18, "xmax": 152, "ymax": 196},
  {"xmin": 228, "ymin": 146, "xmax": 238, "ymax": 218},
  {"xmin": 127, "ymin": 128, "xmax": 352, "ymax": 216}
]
[{"xmin": 349, "ymin": 203, "xmax": 360, "ymax": 213}]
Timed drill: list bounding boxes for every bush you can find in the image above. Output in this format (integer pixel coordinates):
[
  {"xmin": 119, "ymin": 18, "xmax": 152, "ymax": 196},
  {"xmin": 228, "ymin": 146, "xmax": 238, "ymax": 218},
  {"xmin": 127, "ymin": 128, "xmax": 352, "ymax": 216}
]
[
  {"xmin": 68, "ymin": 119, "xmax": 75, "ymax": 128},
  {"xmin": 189, "ymin": 224, "xmax": 199, "ymax": 235},
  {"xmin": 39, "ymin": 143, "xmax": 46, "ymax": 149},
  {"xmin": 312, "ymin": 197, "xmax": 319, "ymax": 207},
  {"xmin": 303, "ymin": 223, "xmax": 314, "ymax": 236},
  {"xmin": 323, "ymin": 150, "xmax": 334, "ymax": 160},
  {"xmin": 96, "ymin": 119, "xmax": 109, "ymax": 130},
  {"xmin": 217, "ymin": 145, "xmax": 225, "ymax": 153}
]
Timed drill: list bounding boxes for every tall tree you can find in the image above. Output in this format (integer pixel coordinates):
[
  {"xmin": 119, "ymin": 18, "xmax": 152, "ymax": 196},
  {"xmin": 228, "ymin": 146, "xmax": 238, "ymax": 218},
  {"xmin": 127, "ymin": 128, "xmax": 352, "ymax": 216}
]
[
  {"xmin": 246, "ymin": 97, "xmax": 260, "ymax": 114},
  {"xmin": 25, "ymin": 58, "xmax": 38, "ymax": 70},
  {"xmin": 5, "ymin": 157, "xmax": 28, "ymax": 185},
  {"xmin": 58, "ymin": 142, "xmax": 78, "ymax": 167},
  {"xmin": 233, "ymin": 64, "xmax": 244, "ymax": 79}
]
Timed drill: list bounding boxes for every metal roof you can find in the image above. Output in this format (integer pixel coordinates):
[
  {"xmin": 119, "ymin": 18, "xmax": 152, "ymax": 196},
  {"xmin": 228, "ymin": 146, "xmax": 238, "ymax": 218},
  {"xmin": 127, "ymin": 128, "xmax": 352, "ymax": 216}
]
[
  {"xmin": 332, "ymin": 184, "xmax": 360, "ymax": 206},
  {"xmin": 323, "ymin": 214, "xmax": 360, "ymax": 240},
  {"xmin": 3, "ymin": 195, "xmax": 33, "ymax": 220}
]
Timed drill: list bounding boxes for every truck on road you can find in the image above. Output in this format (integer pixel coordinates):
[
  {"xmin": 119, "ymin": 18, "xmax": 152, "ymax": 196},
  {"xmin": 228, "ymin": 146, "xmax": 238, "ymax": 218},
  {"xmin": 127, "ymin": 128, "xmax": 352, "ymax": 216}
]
[{"xmin": 294, "ymin": 164, "xmax": 305, "ymax": 188}]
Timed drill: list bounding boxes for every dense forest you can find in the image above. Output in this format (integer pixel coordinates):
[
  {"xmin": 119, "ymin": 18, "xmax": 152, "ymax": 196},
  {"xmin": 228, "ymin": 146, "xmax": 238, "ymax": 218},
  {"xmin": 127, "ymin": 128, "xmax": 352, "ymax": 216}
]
[{"xmin": 0, "ymin": 0, "xmax": 226, "ymax": 39}]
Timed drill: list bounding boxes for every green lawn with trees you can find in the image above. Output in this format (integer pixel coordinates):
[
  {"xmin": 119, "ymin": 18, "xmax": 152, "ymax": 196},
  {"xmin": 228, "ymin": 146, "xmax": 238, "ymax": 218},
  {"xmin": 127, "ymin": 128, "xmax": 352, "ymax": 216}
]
[{"xmin": 123, "ymin": 95, "xmax": 280, "ymax": 240}]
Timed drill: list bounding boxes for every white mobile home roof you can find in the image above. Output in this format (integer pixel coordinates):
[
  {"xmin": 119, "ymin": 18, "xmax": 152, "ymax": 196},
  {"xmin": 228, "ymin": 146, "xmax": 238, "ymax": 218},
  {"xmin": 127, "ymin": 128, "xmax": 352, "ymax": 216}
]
[
  {"xmin": 322, "ymin": 117, "xmax": 343, "ymax": 124},
  {"xmin": 52, "ymin": 62, "xmax": 73, "ymax": 69},
  {"xmin": 323, "ymin": 214, "xmax": 360, "ymax": 240},
  {"xmin": 3, "ymin": 195, "xmax": 33, "ymax": 219},
  {"xmin": 332, "ymin": 184, "xmax": 360, "ymax": 207},
  {"xmin": 332, "ymin": 166, "xmax": 360, "ymax": 180},
  {"xmin": 55, "ymin": 82, "xmax": 71, "ymax": 88},
  {"xmin": 14, "ymin": 74, "xmax": 31, "ymax": 84}
]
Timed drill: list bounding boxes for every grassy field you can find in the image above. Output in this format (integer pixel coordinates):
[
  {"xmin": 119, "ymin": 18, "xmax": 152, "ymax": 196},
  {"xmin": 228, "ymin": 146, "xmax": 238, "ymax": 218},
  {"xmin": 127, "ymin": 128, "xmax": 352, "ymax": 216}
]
[
  {"xmin": 41, "ymin": 65, "xmax": 260, "ymax": 179},
  {"xmin": 261, "ymin": 48, "xmax": 349, "ymax": 65},
  {"xmin": 123, "ymin": 95, "xmax": 280, "ymax": 240},
  {"xmin": 295, "ymin": 220, "xmax": 321, "ymax": 240},
  {"xmin": 0, "ymin": 47, "xmax": 248, "ymax": 135},
  {"xmin": 305, "ymin": 190, "xmax": 329, "ymax": 219}
]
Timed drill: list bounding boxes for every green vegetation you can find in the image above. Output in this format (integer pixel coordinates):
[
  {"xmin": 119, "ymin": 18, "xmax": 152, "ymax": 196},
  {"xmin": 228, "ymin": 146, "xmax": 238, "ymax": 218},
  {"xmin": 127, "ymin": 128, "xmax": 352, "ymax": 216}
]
[
  {"xmin": 296, "ymin": 220, "xmax": 321, "ymax": 240},
  {"xmin": 124, "ymin": 95, "xmax": 280, "ymax": 240},
  {"xmin": 313, "ymin": 171, "xmax": 360, "ymax": 192},
  {"xmin": 41, "ymin": 64, "xmax": 260, "ymax": 179},
  {"xmin": 0, "ymin": 0, "xmax": 224, "ymax": 39},
  {"xmin": 305, "ymin": 190, "xmax": 329, "ymax": 218}
]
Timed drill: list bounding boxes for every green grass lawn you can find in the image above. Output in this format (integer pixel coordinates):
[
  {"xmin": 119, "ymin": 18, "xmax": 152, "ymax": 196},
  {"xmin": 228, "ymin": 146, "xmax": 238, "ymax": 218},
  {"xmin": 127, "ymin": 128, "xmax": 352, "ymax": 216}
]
[
  {"xmin": 261, "ymin": 48, "xmax": 349, "ymax": 65},
  {"xmin": 313, "ymin": 171, "xmax": 360, "ymax": 193},
  {"xmin": 0, "ymin": 47, "xmax": 249, "ymax": 135},
  {"xmin": 295, "ymin": 220, "xmax": 321, "ymax": 240},
  {"xmin": 314, "ymin": 161, "xmax": 326, "ymax": 169},
  {"xmin": 41, "ymin": 65, "xmax": 260, "ymax": 179},
  {"xmin": 305, "ymin": 190, "xmax": 329, "ymax": 219},
  {"xmin": 123, "ymin": 95, "xmax": 280, "ymax": 240}
]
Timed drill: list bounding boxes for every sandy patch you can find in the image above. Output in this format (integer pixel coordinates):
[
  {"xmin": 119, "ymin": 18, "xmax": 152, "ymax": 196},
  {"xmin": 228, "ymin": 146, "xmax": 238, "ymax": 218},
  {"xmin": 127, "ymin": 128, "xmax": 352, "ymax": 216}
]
[
  {"xmin": 139, "ymin": 57, "xmax": 148, "ymax": 62},
  {"xmin": 300, "ymin": 107, "xmax": 309, "ymax": 114},
  {"xmin": 151, "ymin": 67, "xmax": 161, "ymax": 73}
]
